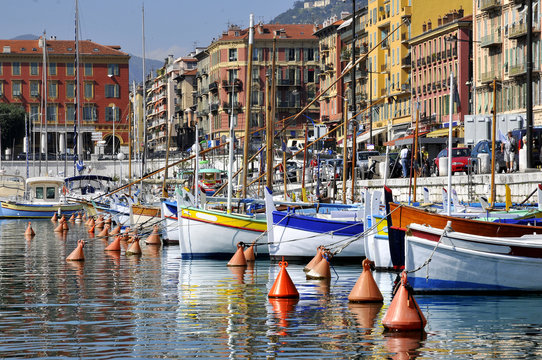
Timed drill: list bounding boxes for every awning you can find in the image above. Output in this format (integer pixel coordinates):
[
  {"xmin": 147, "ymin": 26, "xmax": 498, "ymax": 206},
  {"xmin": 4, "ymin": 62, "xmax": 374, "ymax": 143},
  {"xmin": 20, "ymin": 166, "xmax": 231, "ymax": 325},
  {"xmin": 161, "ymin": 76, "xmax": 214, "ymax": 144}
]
[
  {"xmin": 426, "ymin": 126, "xmax": 460, "ymax": 138},
  {"xmin": 384, "ymin": 131, "xmax": 430, "ymax": 147},
  {"xmin": 356, "ymin": 127, "xmax": 386, "ymax": 144}
]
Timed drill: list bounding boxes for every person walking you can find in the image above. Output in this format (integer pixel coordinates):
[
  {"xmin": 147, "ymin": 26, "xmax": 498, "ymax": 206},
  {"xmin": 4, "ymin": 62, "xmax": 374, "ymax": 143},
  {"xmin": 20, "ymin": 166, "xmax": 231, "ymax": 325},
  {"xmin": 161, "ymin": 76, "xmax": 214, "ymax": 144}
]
[
  {"xmin": 502, "ymin": 131, "xmax": 517, "ymax": 173},
  {"xmin": 400, "ymin": 145, "xmax": 409, "ymax": 178}
]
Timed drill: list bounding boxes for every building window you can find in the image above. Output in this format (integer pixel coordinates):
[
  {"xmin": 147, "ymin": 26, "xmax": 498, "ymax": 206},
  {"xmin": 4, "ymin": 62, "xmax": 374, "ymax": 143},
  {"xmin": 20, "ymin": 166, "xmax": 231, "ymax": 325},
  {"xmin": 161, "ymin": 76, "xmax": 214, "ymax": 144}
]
[
  {"xmin": 84, "ymin": 63, "xmax": 92, "ymax": 76},
  {"xmin": 48, "ymin": 62, "xmax": 57, "ymax": 76},
  {"xmin": 12, "ymin": 81, "xmax": 22, "ymax": 97},
  {"xmin": 105, "ymin": 84, "xmax": 120, "ymax": 98},
  {"xmin": 47, "ymin": 104, "xmax": 57, "ymax": 121},
  {"xmin": 30, "ymin": 104, "xmax": 39, "ymax": 121},
  {"xmin": 30, "ymin": 62, "xmax": 39, "ymax": 76},
  {"xmin": 84, "ymin": 82, "xmax": 93, "ymax": 98},
  {"xmin": 12, "ymin": 62, "xmax": 21, "ymax": 76},
  {"xmin": 288, "ymin": 48, "xmax": 295, "ymax": 61},
  {"xmin": 107, "ymin": 64, "xmax": 119, "ymax": 76},
  {"xmin": 30, "ymin": 81, "xmax": 39, "ymax": 97},
  {"xmin": 66, "ymin": 62, "xmax": 75, "ymax": 76},
  {"xmin": 0, "ymin": 82, "xmax": 3, "ymax": 97},
  {"xmin": 66, "ymin": 104, "xmax": 75, "ymax": 121},
  {"xmin": 66, "ymin": 82, "xmax": 75, "ymax": 98},
  {"xmin": 0, "ymin": 62, "xmax": 2, "ymax": 75},
  {"xmin": 82, "ymin": 104, "xmax": 97, "ymax": 121},
  {"xmin": 105, "ymin": 106, "xmax": 120, "ymax": 122},
  {"xmin": 229, "ymin": 48, "xmax": 237, "ymax": 62},
  {"xmin": 228, "ymin": 69, "xmax": 238, "ymax": 82},
  {"xmin": 48, "ymin": 82, "xmax": 58, "ymax": 98},
  {"xmin": 306, "ymin": 48, "xmax": 315, "ymax": 61}
]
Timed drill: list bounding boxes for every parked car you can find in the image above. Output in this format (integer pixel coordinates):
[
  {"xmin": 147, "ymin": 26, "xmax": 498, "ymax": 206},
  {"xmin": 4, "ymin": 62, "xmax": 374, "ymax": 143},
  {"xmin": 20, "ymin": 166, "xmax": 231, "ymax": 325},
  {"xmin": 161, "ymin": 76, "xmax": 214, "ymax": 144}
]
[
  {"xmin": 275, "ymin": 161, "xmax": 299, "ymax": 182},
  {"xmin": 356, "ymin": 151, "xmax": 380, "ymax": 171},
  {"xmin": 432, "ymin": 147, "xmax": 471, "ymax": 176},
  {"xmin": 469, "ymin": 140, "xmax": 507, "ymax": 173}
]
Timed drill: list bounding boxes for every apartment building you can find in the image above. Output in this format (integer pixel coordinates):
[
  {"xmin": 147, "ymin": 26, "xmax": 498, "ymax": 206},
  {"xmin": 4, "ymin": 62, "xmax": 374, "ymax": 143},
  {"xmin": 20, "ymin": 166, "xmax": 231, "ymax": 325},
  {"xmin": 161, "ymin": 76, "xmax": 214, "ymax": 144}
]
[{"xmin": 0, "ymin": 37, "xmax": 130, "ymax": 158}]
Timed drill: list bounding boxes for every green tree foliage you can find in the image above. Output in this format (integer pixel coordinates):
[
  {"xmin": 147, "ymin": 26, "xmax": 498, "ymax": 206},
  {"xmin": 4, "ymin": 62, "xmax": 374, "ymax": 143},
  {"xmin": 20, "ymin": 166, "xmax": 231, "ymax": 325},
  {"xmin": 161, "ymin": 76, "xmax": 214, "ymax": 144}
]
[
  {"xmin": 0, "ymin": 103, "xmax": 25, "ymax": 151},
  {"xmin": 272, "ymin": 0, "xmax": 363, "ymax": 25}
]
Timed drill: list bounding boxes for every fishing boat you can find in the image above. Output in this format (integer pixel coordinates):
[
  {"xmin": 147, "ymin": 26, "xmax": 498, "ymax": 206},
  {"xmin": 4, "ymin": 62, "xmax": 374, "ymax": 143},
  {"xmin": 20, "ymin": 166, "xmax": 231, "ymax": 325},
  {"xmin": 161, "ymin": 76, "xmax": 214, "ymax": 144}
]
[
  {"xmin": 0, "ymin": 177, "xmax": 82, "ymax": 218},
  {"xmin": 405, "ymin": 222, "xmax": 542, "ymax": 292},
  {"xmin": 264, "ymin": 187, "xmax": 365, "ymax": 262},
  {"xmin": 197, "ymin": 168, "xmax": 225, "ymax": 196},
  {"xmin": 161, "ymin": 189, "xmax": 268, "ymax": 257},
  {"xmin": 130, "ymin": 202, "xmax": 161, "ymax": 227}
]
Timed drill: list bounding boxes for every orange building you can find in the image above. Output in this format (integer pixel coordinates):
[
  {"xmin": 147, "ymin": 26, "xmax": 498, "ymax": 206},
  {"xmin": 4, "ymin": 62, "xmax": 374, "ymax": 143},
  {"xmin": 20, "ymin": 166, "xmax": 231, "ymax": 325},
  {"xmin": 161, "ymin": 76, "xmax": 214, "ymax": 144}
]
[{"xmin": 0, "ymin": 37, "xmax": 130, "ymax": 158}]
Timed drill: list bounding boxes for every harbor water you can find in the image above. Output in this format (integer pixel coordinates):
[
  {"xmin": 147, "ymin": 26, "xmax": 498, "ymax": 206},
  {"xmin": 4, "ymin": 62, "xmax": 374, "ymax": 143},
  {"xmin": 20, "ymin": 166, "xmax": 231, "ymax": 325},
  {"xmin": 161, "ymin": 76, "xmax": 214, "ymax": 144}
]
[{"xmin": 0, "ymin": 219, "xmax": 541, "ymax": 359}]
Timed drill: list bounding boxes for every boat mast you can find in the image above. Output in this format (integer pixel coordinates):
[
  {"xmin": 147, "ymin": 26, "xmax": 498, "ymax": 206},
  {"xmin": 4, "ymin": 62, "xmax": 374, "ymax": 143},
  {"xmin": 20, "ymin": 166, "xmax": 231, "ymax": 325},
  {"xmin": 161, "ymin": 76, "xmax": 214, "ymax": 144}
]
[
  {"xmin": 42, "ymin": 30, "xmax": 48, "ymax": 176},
  {"xmin": 74, "ymin": 0, "xmax": 81, "ymax": 176},
  {"xmin": 447, "ymin": 72, "xmax": 454, "ymax": 215},
  {"xmin": 241, "ymin": 14, "xmax": 255, "ymax": 199},
  {"xmin": 412, "ymin": 102, "xmax": 420, "ymax": 203},
  {"xmin": 129, "ymin": 80, "xmax": 135, "ymax": 197},
  {"xmin": 141, "ymin": 3, "xmax": 147, "ymax": 178},
  {"xmin": 226, "ymin": 77, "xmax": 236, "ymax": 213},
  {"xmin": 266, "ymin": 37, "xmax": 277, "ymax": 192}
]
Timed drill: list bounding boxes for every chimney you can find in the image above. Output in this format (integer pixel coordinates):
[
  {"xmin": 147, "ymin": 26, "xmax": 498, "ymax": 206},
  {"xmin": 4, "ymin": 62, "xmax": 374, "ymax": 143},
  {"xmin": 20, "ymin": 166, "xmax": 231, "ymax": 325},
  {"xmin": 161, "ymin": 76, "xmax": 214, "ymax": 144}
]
[
  {"xmin": 258, "ymin": 23, "xmax": 263, "ymax": 34},
  {"xmin": 443, "ymin": 14, "xmax": 449, "ymax": 25},
  {"xmin": 438, "ymin": 16, "xmax": 442, "ymax": 27},
  {"xmin": 427, "ymin": 20, "xmax": 432, "ymax": 31},
  {"xmin": 422, "ymin": 22, "xmax": 427, "ymax": 32},
  {"xmin": 458, "ymin": 7, "xmax": 464, "ymax": 18}
]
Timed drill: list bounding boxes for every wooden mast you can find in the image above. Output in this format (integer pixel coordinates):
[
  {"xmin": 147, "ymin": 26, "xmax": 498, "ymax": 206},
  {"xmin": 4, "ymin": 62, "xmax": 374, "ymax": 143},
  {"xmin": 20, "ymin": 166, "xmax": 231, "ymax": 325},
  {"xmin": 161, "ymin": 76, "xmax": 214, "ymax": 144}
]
[
  {"xmin": 490, "ymin": 78, "xmax": 497, "ymax": 207},
  {"xmin": 342, "ymin": 98, "xmax": 348, "ymax": 204},
  {"xmin": 266, "ymin": 38, "xmax": 277, "ymax": 191},
  {"xmin": 412, "ymin": 102, "xmax": 420, "ymax": 203},
  {"xmin": 242, "ymin": 14, "xmax": 255, "ymax": 199}
]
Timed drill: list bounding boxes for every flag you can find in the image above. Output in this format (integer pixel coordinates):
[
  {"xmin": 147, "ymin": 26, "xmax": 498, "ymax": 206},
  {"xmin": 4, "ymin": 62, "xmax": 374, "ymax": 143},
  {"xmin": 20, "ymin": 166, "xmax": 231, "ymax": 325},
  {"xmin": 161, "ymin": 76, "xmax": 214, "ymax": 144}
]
[
  {"xmin": 498, "ymin": 129, "xmax": 508, "ymax": 144},
  {"xmin": 452, "ymin": 82, "xmax": 461, "ymax": 110}
]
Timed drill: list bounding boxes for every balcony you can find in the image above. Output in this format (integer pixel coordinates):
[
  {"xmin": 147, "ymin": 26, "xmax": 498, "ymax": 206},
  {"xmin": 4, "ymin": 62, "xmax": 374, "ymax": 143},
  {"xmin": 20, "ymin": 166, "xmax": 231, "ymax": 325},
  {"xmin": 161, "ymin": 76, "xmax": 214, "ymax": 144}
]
[
  {"xmin": 278, "ymin": 79, "xmax": 301, "ymax": 86},
  {"xmin": 277, "ymin": 101, "xmax": 301, "ymax": 109},
  {"xmin": 210, "ymin": 103, "xmax": 220, "ymax": 113},
  {"xmin": 509, "ymin": 21, "xmax": 527, "ymax": 39},
  {"xmin": 222, "ymin": 78, "xmax": 243, "ymax": 92},
  {"xmin": 401, "ymin": 55, "xmax": 411, "ymax": 69},
  {"xmin": 480, "ymin": 71, "xmax": 500, "ymax": 84},
  {"xmin": 222, "ymin": 101, "xmax": 243, "ymax": 113},
  {"xmin": 400, "ymin": 83, "xmax": 411, "ymax": 93},
  {"xmin": 480, "ymin": 32, "xmax": 502, "ymax": 48},
  {"xmin": 209, "ymin": 81, "xmax": 219, "ymax": 93},
  {"xmin": 380, "ymin": 63, "xmax": 389, "ymax": 73},
  {"xmin": 325, "ymin": 63, "xmax": 334, "ymax": 72},
  {"xmin": 509, "ymin": 63, "xmax": 526, "ymax": 77},
  {"xmin": 480, "ymin": 0, "xmax": 501, "ymax": 12},
  {"xmin": 401, "ymin": 32, "xmax": 409, "ymax": 44}
]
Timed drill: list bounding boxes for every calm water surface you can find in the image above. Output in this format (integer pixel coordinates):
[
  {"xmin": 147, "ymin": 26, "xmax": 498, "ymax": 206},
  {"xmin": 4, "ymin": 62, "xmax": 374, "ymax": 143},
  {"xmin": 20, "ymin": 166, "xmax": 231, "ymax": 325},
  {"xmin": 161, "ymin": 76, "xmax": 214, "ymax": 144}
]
[{"xmin": 0, "ymin": 219, "xmax": 541, "ymax": 359}]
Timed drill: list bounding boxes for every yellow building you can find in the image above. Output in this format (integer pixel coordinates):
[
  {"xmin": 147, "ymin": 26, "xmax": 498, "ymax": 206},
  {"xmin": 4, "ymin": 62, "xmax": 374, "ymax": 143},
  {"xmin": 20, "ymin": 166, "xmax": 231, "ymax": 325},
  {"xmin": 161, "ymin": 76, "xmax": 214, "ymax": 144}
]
[{"xmin": 366, "ymin": 0, "xmax": 472, "ymax": 144}]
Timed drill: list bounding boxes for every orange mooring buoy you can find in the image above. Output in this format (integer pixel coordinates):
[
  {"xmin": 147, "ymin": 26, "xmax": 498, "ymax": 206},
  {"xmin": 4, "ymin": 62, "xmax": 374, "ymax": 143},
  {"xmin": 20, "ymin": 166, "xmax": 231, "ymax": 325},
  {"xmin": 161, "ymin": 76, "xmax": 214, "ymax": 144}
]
[
  {"xmin": 382, "ymin": 271, "xmax": 427, "ymax": 331},
  {"xmin": 54, "ymin": 222, "xmax": 64, "ymax": 233},
  {"xmin": 306, "ymin": 252, "xmax": 332, "ymax": 280},
  {"xmin": 105, "ymin": 235, "xmax": 122, "ymax": 251},
  {"xmin": 51, "ymin": 213, "xmax": 58, "ymax": 222},
  {"xmin": 60, "ymin": 214, "xmax": 67, "ymax": 223},
  {"xmin": 24, "ymin": 222, "xmax": 35, "ymax": 237},
  {"xmin": 110, "ymin": 224, "xmax": 121, "ymax": 235},
  {"xmin": 68, "ymin": 213, "xmax": 76, "ymax": 222},
  {"xmin": 303, "ymin": 246, "xmax": 323, "ymax": 273},
  {"xmin": 348, "ymin": 259, "xmax": 383, "ymax": 303},
  {"xmin": 126, "ymin": 236, "xmax": 142, "ymax": 255},
  {"xmin": 97, "ymin": 224, "xmax": 110, "ymax": 237},
  {"xmin": 66, "ymin": 240, "xmax": 85, "ymax": 261},
  {"xmin": 62, "ymin": 220, "xmax": 69, "ymax": 231},
  {"xmin": 243, "ymin": 244, "xmax": 256, "ymax": 262},
  {"xmin": 268, "ymin": 258, "xmax": 299, "ymax": 298},
  {"xmin": 227, "ymin": 242, "xmax": 247, "ymax": 266},
  {"xmin": 75, "ymin": 212, "xmax": 83, "ymax": 223},
  {"xmin": 145, "ymin": 225, "xmax": 161, "ymax": 245}
]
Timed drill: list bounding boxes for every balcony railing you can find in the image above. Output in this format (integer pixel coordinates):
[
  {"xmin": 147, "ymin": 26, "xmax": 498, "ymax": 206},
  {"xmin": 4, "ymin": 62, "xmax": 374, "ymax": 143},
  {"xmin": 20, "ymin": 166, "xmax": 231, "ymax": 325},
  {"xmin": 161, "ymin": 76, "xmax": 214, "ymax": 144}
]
[
  {"xmin": 480, "ymin": 71, "xmax": 500, "ymax": 84},
  {"xmin": 209, "ymin": 82, "xmax": 219, "ymax": 92},
  {"xmin": 277, "ymin": 101, "xmax": 301, "ymax": 108},
  {"xmin": 480, "ymin": 32, "xmax": 502, "ymax": 48},
  {"xmin": 222, "ymin": 78, "xmax": 243, "ymax": 92},
  {"xmin": 509, "ymin": 63, "xmax": 526, "ymax": 77},
  {"xmin": 509, "ymin": 21, "xmax": 527, "ymax": 39},
  {"xmin": 401, "ymin": 55, "xmax": 411, "ymax": 68},
  {"xmin": 210, "ymin": 103, "xmax": 220, "ymax": 113},
  {"xmin": 480, "ymin": 0, "xmax": 501, "ymax": 12}
]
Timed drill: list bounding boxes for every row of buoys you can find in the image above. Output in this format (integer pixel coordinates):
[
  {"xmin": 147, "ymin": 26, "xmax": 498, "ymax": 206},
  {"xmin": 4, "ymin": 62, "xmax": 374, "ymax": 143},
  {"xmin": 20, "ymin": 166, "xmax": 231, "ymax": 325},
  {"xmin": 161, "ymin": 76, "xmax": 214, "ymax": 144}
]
[{"xmin": 227, "ymin": 242, "xmax": 426, "ymax": 332}]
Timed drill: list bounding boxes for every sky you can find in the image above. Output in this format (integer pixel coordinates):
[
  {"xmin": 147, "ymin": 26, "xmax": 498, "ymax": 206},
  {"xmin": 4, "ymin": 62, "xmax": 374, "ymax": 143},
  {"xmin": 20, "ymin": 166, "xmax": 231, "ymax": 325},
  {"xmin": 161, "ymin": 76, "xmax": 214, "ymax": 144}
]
[{"xmin": 4, "ymin": 0, "xmax": 296, "ymax": 60}]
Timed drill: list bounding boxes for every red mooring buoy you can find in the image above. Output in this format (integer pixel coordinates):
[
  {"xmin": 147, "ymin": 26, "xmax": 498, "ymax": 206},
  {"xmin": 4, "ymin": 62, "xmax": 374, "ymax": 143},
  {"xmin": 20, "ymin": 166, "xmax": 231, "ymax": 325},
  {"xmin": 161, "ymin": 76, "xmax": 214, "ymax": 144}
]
[
  {"xmin": 25, "ymin": 222, "xmax": 35, "ymax": 237},
  {"xmin": 306, "ymin": 251, "xmax": 332, "ymax": 280},
  {"xmin": 104, "ymin": 235, "xmax": 122, "ymax": 251},
  {"xmin": 227, "ymin": 242, "xmax": 247, "ymax": 266},
  {"xmin": 66, "ymin": 240, "xmax": 85, "ymax": 261},
  {"xmin": 126, "ymin": 237, "xmax": 142, "ymax": 255},
  {"xmin": 243, "ymin": 244, "xmax": 256, "ymax": 262},
  {"xmin": 303, "ymin": 246, "xmax": 323, "ymax": 273},
  {"xmin": 348, "ymin": 259, "xmax": 383, "ymax": 303},
  {"xmin": 268, "ymin": 258, "xmax": 299, "ymax": 298},
  {"xmin": 382, "ymin": 271, "xmax": 427, "ymax": 331}
]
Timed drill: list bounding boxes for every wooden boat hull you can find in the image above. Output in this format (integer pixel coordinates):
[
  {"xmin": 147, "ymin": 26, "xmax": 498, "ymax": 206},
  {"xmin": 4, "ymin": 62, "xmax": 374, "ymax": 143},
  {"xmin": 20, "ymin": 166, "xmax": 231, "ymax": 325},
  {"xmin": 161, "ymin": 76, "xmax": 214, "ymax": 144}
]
[
  {"xmin": 405, "ymin": 224, "xmax": 542, "ymax": 292},
  {"xmin": 389, "ymin": 202, "xmax": 542, "ymax": 237},
  {"xmin": 130, "ymin": 203, "xmax": 161, "ymax": 227},
  {"xmin": 162, "ymin": 200, "xmax": 268, "ymax": 258},
  {"xmin": 0, "ymin": 201, "xmax": 82, "ymax": 218}
]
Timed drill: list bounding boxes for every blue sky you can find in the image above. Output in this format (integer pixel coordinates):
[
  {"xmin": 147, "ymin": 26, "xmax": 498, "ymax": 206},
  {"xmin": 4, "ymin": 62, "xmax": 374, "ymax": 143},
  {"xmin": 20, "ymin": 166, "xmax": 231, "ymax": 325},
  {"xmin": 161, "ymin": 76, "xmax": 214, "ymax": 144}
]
[{"xmin": 4, "ymin": 0, "xmax": 295, "ymax": 60}]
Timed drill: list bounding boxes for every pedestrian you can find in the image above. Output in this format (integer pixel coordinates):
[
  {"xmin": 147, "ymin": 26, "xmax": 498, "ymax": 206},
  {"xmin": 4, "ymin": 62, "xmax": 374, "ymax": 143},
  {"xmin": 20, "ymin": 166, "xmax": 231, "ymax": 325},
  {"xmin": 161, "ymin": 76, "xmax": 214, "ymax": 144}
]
[
  {"xmin": 400, "ymin": 145, "xmax": 409, "ymax": 178},
  {"xmin": 503, "ymin": 131, "xmax": 517, "ymax": 173},
  {"xmin": 420, "ymin": 146, "xmax": 430, "ymax": 177}
]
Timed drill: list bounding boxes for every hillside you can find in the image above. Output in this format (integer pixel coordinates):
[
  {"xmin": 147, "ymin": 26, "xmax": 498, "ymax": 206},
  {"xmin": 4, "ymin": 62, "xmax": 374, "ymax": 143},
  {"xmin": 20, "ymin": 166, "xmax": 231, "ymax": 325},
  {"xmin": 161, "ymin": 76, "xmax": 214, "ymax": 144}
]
[{"xmin": 272, "ymin": 0, "xmax": 367, "ymax": 25}]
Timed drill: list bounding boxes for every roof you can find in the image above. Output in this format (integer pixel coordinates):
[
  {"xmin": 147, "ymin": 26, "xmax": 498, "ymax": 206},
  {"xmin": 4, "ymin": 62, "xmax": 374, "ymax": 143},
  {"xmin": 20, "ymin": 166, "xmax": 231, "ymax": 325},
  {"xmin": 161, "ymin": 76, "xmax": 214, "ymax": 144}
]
[
  {"xmin": 217, "ymin": 24, "xmax": 318, "ymax": 42},
  {"xmin": 0, "ymin": 38, "xmax": 129, "ymax": 57},
  {"xmin": 26, "ymin": 176, "xmax": 65, "ymax": 186}
]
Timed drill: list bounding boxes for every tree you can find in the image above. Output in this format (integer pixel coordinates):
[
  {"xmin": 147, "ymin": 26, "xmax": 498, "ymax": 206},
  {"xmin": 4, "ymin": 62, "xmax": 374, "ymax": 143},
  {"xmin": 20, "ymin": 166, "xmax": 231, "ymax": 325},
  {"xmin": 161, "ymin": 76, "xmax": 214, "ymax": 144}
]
[{"xmin": 0, "ymin": 103, "xmax": 25, "ymax": 152}]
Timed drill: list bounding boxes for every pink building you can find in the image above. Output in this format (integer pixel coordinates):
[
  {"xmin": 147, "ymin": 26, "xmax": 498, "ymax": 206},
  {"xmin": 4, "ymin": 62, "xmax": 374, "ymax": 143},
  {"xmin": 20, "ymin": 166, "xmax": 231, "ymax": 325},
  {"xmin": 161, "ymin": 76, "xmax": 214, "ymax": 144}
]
[{"xmin": 410, "ymin": 12, "xmax": 472, "ymax": 133}]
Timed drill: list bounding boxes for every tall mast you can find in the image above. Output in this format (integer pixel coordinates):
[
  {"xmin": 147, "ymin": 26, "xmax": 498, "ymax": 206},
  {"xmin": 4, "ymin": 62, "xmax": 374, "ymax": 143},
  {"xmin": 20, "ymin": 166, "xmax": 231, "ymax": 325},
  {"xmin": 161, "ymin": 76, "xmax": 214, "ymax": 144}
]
[
  {"xmin": 266, "ymin": 38, "xmax": 277, "ymax": 191},
  {"xmin": 74, "ymin": 0, "xmax": 81, "ymax": 176},
  {"xmin": 242, "ymin": 14, "xmax": 255, "ymax": 198},
  {"xmin": 42, "ymin": 30, "xmax": 48, "ymax": 175},
  {"xmin": 141, "ymin": 3, "xmax": 147, "ymax": 177}
]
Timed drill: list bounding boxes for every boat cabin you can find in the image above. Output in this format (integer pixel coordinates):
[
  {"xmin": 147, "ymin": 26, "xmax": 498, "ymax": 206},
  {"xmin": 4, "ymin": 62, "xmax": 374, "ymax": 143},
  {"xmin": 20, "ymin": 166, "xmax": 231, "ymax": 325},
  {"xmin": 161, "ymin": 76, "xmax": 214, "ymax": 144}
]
[
  {"xmin": 198, "ymin": 168, "xmax": 225, "ymax": 196},
  {"xmin": 26, "ymin": 177, "xmax": 65, "ymax": 203}
]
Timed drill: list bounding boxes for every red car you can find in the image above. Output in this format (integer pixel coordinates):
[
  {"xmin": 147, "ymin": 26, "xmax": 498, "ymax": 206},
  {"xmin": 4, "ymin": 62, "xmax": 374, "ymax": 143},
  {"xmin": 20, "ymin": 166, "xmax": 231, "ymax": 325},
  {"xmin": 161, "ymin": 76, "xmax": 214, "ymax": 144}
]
[{"xmin": 432, "ymin": 147, "xmax": 471, "ymax": 175}]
